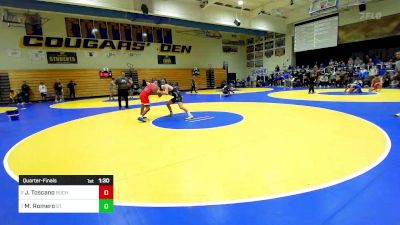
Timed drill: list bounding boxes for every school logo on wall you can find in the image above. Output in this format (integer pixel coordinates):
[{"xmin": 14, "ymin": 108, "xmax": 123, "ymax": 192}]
[
  {"xmin": 47, "ymin": 52, "xmax": 77, "ymax": 64},
  {"xmin": 21, "ymin": 36, "xmax": 148, "ymax": 51},
  {"xmin": 21, "ymin": 36, "xmax": 193, "ymax": 54},
  {"xmin": 158, "ymin": 55, "xmax": 176, "ymax": 64},
  {"xmin": 158, "ymin": 44, "xmax": 192, "ymax": 54},
  {"xmin": 20, "ymin": 17, "xmax": 193, "ymax": 54}
]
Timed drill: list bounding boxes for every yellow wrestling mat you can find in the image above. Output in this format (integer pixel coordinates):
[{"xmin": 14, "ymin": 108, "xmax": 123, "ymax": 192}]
[
  {"xmin": 51, "ymin": 95, "xmax": 171, "ymax": 109},
  {"xmin": 187, "ymin": 88, "xmax": 273, "ymax": 95},
  {"xmin": 269, "ymin": 88, "xmax": 400, "ymax": 102},
  {"xmin": 6, "ymin": 102, "xmax": 389, "ymax": 206},
  {"xmin": 0, "ymin": 107, "xmax": 17, "ymax": 113}
]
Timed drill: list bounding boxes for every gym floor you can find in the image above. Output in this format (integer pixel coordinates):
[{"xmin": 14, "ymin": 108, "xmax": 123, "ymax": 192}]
[{"xmin": 1, "ymin": 87, "xmax": 400, "ymax": 225}]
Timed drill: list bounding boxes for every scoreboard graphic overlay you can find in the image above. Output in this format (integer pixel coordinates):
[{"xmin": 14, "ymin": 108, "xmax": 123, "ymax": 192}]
[{"xmin": 19, "ymin": 175, "xmax": 113, "ymax": 213}]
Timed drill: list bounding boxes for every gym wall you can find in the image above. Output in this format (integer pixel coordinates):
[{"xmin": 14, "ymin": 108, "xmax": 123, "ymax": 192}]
[{"xmin": 0, "ymin": 7, "xmax": 246, "ymax": 100}]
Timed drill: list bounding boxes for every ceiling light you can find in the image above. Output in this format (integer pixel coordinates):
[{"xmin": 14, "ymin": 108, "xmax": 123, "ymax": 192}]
[
  {"xmin": 238, "ymin": 1, "xmax": 243, "ymax": 6},
  {"xmin": 91, "ymin": 28, "xmax": 98, "ymax": 35}
]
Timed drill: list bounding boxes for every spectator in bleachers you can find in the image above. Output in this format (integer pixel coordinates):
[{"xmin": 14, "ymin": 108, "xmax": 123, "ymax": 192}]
[
  {"xmin": 319, "ymin": 74, "xmax": 329, "ymax": 88},
  {"xmin": 360, "ymin": 67, "xmax": 369, "ymax": 81},
  {"xmin": 355, "ymin": 57, "xmax": 362, "ymax": 66},
  {"xmin": 369, "ymin": 66, "xmax": 378, "ymax": 77},
  {"xmin": 348, "ymin": 57, "xmax": 354, "ymax": 68},
  {"xmin": 9, "ymin": 90, "xmax": 17, "ymax": 104},
  {"xmin": 367, "ymin": 58, "xmax": 374, "ymax": 68},
  {"xmin": 38, "ymin": 82, "xmax": 47, "ymax": 101},
  {"xmin": 16, "ymin": 89, "xmax": 25, "ymax": 105}
]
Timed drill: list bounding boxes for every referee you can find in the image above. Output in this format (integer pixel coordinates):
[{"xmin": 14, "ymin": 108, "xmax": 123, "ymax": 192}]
[{"xmin": 115, "ymin": 74, "xmax": 131, "ymax": 110}]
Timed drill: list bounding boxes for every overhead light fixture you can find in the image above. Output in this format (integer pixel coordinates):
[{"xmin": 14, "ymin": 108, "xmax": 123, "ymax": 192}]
[
  {"xmin": 142, "ymin": 33, "xmax": 148, "ymax": 37},
  {"xmin": 234, "ymin": 18, "xmax": 241, "ymax": 26},
  {"xmin": 200, "ymin": 0, "xmax": 208, "ymax": 8},
  {"xmin": 91, "ymin": 28, "xmax": 98, "ymax": 36},
  {"xmin": 238, "ymin": 0, "xmax": 244, "ymax": 6},
  {"xmin": 141, "ymin": 3, "xmax": 149, "ymax": 14}
]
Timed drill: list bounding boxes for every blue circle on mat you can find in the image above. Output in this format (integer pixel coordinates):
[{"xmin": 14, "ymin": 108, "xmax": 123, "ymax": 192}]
[
  {"xmin": 318, "ymin": 92, "xmax": 377, "ymax": 96},
  {"xmin": 152, "ymin": 111, "xmax": 244, "ymax": 130},
  {"xmin": 103, "ymin": 98, "xmax": 139, "ymax": 102}
]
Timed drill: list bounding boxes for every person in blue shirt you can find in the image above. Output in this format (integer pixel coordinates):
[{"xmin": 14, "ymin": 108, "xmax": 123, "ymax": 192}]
[
  {"xmin": 379, "ymin": 65, "xmax": 386, "ymax": 75},
  {"xmin": 360, "ymin": 68, "xmax": 369, "ymax": 80},
  {"xmin": 284, "ymin": 71, "xmax": 292, "ymax": 89}
]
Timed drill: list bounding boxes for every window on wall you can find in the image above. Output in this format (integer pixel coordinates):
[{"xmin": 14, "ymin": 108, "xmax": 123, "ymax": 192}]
[
  {"xmin": 153, "ymin": 27, "xmax": 163, "ymax": 43},
  {"xmin": 142, "ymin": 26, "xmax": 154, "ymax": 43},
  {"xmin": 25, "ymin": 14, "xmax": 43, "ymax": 36},
  {"xmin": 120, "ymin": 24, "xmax": 133, "ymax": 41},
  {"xmin": 94, "ymin": 21, "xmax": 108, "ymax": 39},
  {"xmin": 65, "ymin": 18, "xmax": 81, "ymax": 37},
  {"xmin": 63, "ymin": 17, "xmax": 174, "ymax": 44},
  {"xmin": 132, "ymin": 25, "xmax": 144, "ymax": 42},
  {"xmin": 163, "ymin": 28, "xmax": 173, "ymax": 44},
  {"xmin": 80, "ymin": 19, "xmax": 96, "ymax": 39}
]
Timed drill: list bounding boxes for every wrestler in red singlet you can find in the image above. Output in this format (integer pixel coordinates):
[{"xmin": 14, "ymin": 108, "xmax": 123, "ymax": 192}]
[
  {"xmin": 138, "ymin": 82, "xmax": 160, "ymax": 122},
  {"xmin": 140, "ymin": 83, "xmax": 157, "ymax": 105}
]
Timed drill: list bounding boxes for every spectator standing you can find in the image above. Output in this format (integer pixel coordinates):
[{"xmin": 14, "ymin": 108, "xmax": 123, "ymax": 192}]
[
  {"xmin": 21, "ymin": 81, "xmax": 30, "ymax": 103},
  {"xmin": 142, "ymin": 79, "xmax": 147, "ymax": 88},
  {"xmin": 54, "ymin": 79, "xmax": 63, "ymax": 102},
  {"xmin": 67, "ymin": 80, "xmax": 77, "ymax": 99},
  {"xmin": 190, "ymin": 75, "xmax": 198, "ymax": 93},
  {"xmin": 308, "ymin": 75, "xmax": 316, "ymax": 94},
  {"xmin": 246, "ymin": 75, "xmax": 251, "ymax": 87},
  {"xmin": 251, "ymin": 74, "xmax": 257, "ymax": 87},
  {"xmin": 38, "ymin": 82, "xmax": 48, "ymax": 101},
  {"xmin": 109, "ymin": 78, "xmax": 116, "ymax": 100}
]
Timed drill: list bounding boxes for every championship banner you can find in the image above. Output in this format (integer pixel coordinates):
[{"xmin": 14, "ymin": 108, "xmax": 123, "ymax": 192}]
[
  {"xmin": 47, "ymin": 52, "xmax": 78, "ymax": 64},
  {"xmin": 252, "ymin": 68, "xmax": 267, "ymax": 75},
  {"xmin": 158, "ymin": 55, "xmax": 176, "ymax": 64}
]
